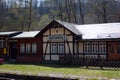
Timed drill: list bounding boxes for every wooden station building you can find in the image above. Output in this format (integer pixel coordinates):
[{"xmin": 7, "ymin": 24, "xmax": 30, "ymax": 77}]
[
  {"xmin": 0, "ymin": 20, "xmax": 120, "ymax": 62},
  {"xmin": 42, "ymin": 20, "xmax": 120, "ymax": 61}
]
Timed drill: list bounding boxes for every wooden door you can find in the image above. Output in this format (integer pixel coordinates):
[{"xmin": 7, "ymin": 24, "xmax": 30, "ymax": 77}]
[
  {"xmin": 9, "ymin": 42, "xmax": 17, "ymax": 59},
  {"xmin": 108, "ymin": 42, "xmax": 120, "ymax": 59}
]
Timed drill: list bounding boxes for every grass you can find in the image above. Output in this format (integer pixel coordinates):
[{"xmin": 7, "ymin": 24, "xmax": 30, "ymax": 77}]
[{"xmin": 0, "ymin": 63, "xmax": 120, "ymax": 79}]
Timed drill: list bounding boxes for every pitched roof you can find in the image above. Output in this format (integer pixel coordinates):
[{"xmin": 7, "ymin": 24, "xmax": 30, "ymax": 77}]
[
  {"xmin": 12, "ymin": 31, "xmax": 40, "ymax": 38},
  {"xmin": 55, "ymin": 20, "xmax": 82, "ymax": 35},
  {"xmin": 0, "ymin": 31, "xmax": 20, "ymax": 36},
  {"xmin": 55, "ymin": 20, "xmax": 120, "ymax": 39}
]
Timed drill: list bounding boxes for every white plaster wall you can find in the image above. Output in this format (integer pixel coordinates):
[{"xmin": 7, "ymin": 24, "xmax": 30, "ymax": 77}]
[
  {"xmin": 78, "ymin": 42, "xmax": 83, "ymax": 53},
  {"xmin": 51, "ymin": 55, "xmax": 59, "ymax": 60},
  {"xmin": 43, "ymin": 43, "xmax": 50, "ymax": 54},
  {"xmin": 43, "ymin": 30, "xmax": 49, "ymax": 35},
  {"xmin": 51, "ymin": 28, "xmax": 64, "ymax": 35},
  {"xmin": 69, "ymin": 43, "xmax": 73, "ymax": 53},
  {"xmin": 74, "ymin": 43, "xmax": 77, "ymax": 53},
  {"xmin": 65, "ymin": 43, "xmax": 73, "ymax": 54},
  {"xmin": 66, "ymin": 36, "xmax": 73, "ymax": 41},
  {"xmin": 45, "ymin": 55, "xmax": 50, "ymax": 60},
  {"xmin": 65, "ymin": 29, "xmax": 71, "ymax": 34},
  {"xmin": 43, "ymin": 37, "xmax": 48, "ymax": 42},
  {"xmin": 65, "ymin": 43, "xmax": 69, "ymax": 54}
]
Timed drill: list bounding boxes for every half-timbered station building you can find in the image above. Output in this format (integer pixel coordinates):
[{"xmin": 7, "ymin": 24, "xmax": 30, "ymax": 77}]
[
  {"xmin": 42, "ymin": 20, "xmax": 120, "ymax": 61},
  {"xmin": 0, "ymin": 20, "xmax": 120, "ymax": 63}
]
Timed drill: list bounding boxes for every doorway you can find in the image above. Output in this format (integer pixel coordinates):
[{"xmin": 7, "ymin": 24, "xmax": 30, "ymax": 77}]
[
  {"xmin": 108, "ymin": 42, "xmax": 120, "ymax": 59},
  {"xmin": 9, "ymin": 42, "xmax": 17, "ymax": 59}
]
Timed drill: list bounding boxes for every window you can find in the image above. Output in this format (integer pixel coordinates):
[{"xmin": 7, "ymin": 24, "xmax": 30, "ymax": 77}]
[
  {"xmin": 58, "ymin": 43, "xmax": 64, "ymax": 54},
  {"xmin": 99, "ymin": 42, "xmax": 106, "ymax": 53},
  {"xmin": 26, "ymin": 43, "xmax": 31, "ymax": 53},
  {"xmin": 32, "ymin": 43, "xmax": 37, "ymax": 53},
  {"xmin": 116, "ymin": 43, "xmax": 120, "ymax": 54},
  {"xmin": 51, "ymin": 43, "xmax": 64, "ymax": 54},
  {"xmin": 92, "ymin": 42, "xmax": 98, "ymax": 53},
  {"xmin": 0, "ymin": 38, "xmax": 4, "ymax": 48},
  {"xmin": 20, "ymin": 43, "xmax": 25, "ymax": 53},
  {"xmin": 84, "ymin": 42, "xmax": 91, "ymax": 53},
  {"xmin": 51, "ymin": 43, "xmax": 57, "ymax": 53}
]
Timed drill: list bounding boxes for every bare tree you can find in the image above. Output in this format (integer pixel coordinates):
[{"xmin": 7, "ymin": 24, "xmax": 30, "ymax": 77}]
[
  {"xmin": 58, "ymin": 0, "xmax": 63, "ymax": 21},
  {"xmin": 65, "ymin": 0, "xmax": 71, "ymax": 22},
  {"xmin": 87, "ymin": 0, "xmax": 114, "ymax": 23},
  {"xmin": 0, "ymin": 0, "xmax": 7, "ymax": 31},
  {"xmin": 27, "ymin": 0, "xmax": 32, "ymax": 31},
  {"xmin": 101, "ymin": 0, "xmax": 107, "ymax": 23},
  {"xmin": 78, "ymin": 0, "xmax": 84, "ymax": 24},
  {"xmin": 87, "ymin": 0, "xmax": 101, "ymax": 23},
  {"xmin": 67, "ymin": 0, "xmax": 72, "ymax": 23},
  {"xmin": 0, "ymin": 0, "xmax": 4, "ymax": 31},
  {"xmin": 71, "ymin": 0, "xmax": 77, "ymax": 23}
]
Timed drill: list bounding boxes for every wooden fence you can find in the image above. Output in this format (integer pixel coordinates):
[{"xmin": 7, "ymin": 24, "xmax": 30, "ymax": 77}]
[{"xmin": 59, "ymin": 54, "xmax": 120, "ymax": 68}]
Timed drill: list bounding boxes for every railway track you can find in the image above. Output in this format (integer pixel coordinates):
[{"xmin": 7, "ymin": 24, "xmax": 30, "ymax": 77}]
[{"xmin": 0, "ymin": 73, "xmax": 77, "ymax": 80}]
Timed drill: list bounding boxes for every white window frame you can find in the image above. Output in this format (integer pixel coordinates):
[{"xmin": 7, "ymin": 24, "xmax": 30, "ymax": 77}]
[
  {"xmin": 20, "ymin": 43, "xmax": 25, "ymax": 53},
  {"xmin": 84, "ymin": 42, "xmax": 91, "ymax": 53},
  {"xmin": 58, "ymin": 43, "xmax": 64, "ymax": 54},
  {"xmin": 92, "ymin": 42, "xmax": 98, "ymax": 53},
  {"xmin": 26, "ymin": 43, "xmax": 31, "ymax": 53},
  {"xmin": 51, "ymin": 43, "xmax": 64, "ymax": 54},
  {"xmin": 99, "ymin": 42, "xmax": 106, "ymax": 53},
  {"xmin": 51, "ymin": 43, "xmax": 57, "ymax": 53},
  {"xmin": 32, "ymin": 43, "xmax": 37, "ymax": 53}
]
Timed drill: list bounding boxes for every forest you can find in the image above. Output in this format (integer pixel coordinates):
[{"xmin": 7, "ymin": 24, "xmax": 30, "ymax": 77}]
[{"xmin": 0, "ymin": 0, "xmax": 120, "ymax": 31}]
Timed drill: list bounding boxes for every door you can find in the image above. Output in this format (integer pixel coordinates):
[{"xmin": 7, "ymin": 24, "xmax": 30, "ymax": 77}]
[
  {"xmin": 10, "ymin": 42, "xmax": 17, "ymax": 59},
  {"xmin": 108, "ymin": 42, "xmax": 120, "ymax": 59}
]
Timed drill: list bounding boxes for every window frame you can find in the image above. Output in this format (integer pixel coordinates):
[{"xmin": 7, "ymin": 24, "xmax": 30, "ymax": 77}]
[
  {"xmin": 26, "ymin": 43, "xmax": 31, "ymax": 53},
  {"xmin": 92, "ymin": 42, "xmax": 98, "ymax": 53},
  {"xmin": 58, "ymin": 43, "xmax": 64, "ymax": 54},
  {"xmin": 32, "ymin": 43, "xmax": 37, "ymax": 53},
  {"xmin": 51, "ymin": 43, "xmax": 65, "ymax": 54},
  {"xmin": 51, "ymin": 43, "xmax": 57, "ymax": 54},
  {"xmin": 20, "ymin": 43, "xmax": 25, "ymax": 53},
  {"xmin": 99, "ymin": 42, "xmax": 106, "ymax": 53},
  {"xmin": 84, "ymin": 42, "xmax": 91, "ymax": 53}
]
